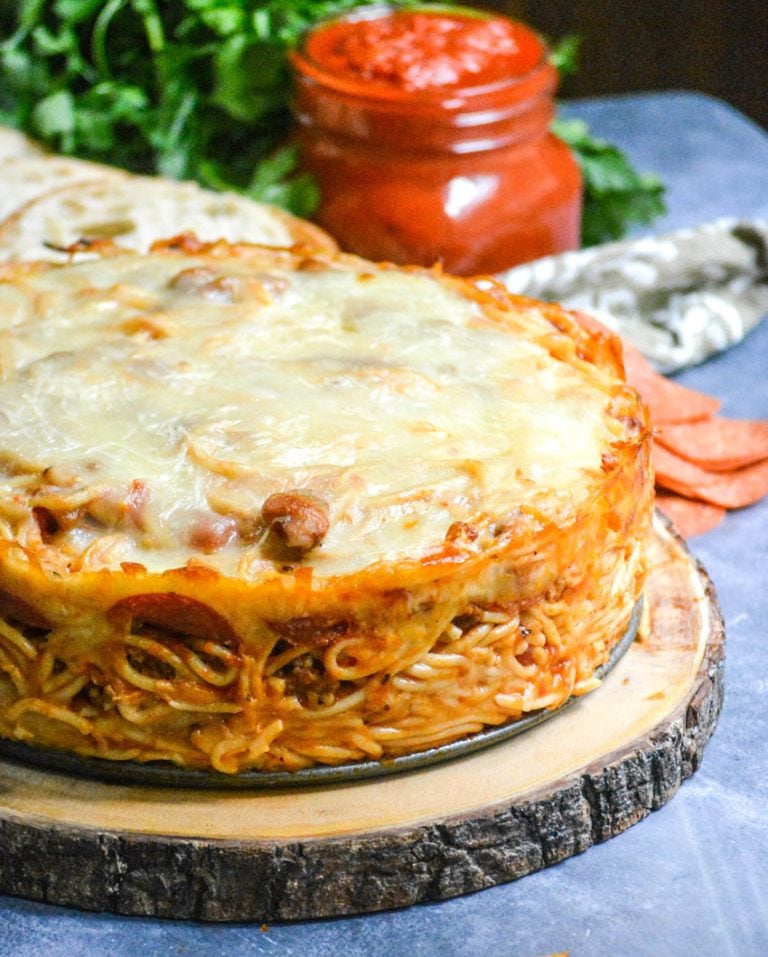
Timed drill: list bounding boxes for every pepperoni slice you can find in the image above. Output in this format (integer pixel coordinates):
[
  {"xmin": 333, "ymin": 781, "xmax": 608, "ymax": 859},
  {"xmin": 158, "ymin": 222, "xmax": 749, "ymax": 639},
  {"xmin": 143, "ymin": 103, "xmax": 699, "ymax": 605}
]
[
  {"xmin": 655, "ymin": 492, "xmax": 725, "ymax": 537},
  {"xmin": 108, "ymin": 593, "xmax": 238, "ymax": 645},
  {"xmin": 0, "ymin": 588, "xmax": 52, "ymax": 632},
  {"xmin": 657, "ymin": 417, "xmax": 768, "ymax": 472},
  {"xmin": 269, "ymin": 617, "xmax": 350, "ymax": 648},
  {"xmin": 654, "ymin": 444, "xmax": 768, "ymax": 509}
]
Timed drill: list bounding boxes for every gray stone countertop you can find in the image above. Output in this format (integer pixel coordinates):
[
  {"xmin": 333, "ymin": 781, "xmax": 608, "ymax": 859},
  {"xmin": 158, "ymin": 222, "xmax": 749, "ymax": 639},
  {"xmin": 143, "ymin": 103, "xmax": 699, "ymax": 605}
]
[{"xmin": 2, "ymin": 91, "xmax": 768, "ymax": 956}]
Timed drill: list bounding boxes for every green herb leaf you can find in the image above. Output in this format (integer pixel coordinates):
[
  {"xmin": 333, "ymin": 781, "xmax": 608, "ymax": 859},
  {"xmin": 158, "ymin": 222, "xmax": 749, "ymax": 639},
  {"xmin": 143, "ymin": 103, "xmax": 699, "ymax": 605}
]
[
  {"xmin": 211, "ymin": 35, "xmax": 286, "ymax": 124},
  {"xmin": 245, "ymin": 143, "xmax": 317, "ymax": 212},
  {"xmin": 549, "ymin": 34, "xmax": 580, "ymax": 77},
  {"xmin": 552, "ymin": 117, "xmax": 667, "ymax": 246},
  {"xmin": 32, "ymin": 89, "xmax": 76, "ymax": 138}
]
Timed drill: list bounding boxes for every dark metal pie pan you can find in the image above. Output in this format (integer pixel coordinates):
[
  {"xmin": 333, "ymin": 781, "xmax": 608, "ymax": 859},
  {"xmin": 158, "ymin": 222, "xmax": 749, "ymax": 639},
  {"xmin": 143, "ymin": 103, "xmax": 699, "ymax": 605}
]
[{"xmin": 0, "ymin": 599, "xmax": 643, "ymax": 790}]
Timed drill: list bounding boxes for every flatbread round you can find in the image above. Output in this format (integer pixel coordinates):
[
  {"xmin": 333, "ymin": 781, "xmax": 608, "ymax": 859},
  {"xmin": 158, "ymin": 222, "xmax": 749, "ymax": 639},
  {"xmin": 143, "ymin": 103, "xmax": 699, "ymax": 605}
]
[
  {"xmin": 0, "ymin": 155, "xmax": 123, "ymax": 222},
  {"xmin": 0, "ymin": 175, "xmax": 335, "ymax": 261},
  {"xmin": 0, "ymin": 126, "xmax": 44, "ymax": 162}
]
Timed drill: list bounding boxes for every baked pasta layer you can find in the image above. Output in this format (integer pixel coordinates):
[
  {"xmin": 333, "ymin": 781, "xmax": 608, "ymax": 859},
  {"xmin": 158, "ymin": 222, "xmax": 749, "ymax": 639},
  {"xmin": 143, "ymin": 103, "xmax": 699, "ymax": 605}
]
[{"xmin": 0, "ymin": 238, "xmax": 653, "ymax": 772}]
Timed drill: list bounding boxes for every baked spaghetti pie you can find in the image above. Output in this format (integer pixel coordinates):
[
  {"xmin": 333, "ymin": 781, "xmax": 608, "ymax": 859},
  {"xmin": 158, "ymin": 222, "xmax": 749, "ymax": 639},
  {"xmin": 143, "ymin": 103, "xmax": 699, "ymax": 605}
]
[{"xmin": 0, "ymin": 238, "xmax": 653, "ymax": 773}]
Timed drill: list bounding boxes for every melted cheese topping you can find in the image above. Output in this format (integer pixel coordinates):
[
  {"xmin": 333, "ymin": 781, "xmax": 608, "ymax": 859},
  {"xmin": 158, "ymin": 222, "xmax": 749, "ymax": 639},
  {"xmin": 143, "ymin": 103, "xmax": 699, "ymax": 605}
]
[{"xmin": 0, "ymin": 250, "xmax": 620, "ymax": 576}]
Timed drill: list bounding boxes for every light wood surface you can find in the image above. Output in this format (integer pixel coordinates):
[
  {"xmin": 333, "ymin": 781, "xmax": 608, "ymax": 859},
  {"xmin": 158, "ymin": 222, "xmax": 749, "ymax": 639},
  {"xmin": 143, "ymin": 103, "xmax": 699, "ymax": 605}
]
[{"xmin": 0, "ymin": 517, "xmax": 724, "ymax": 920}]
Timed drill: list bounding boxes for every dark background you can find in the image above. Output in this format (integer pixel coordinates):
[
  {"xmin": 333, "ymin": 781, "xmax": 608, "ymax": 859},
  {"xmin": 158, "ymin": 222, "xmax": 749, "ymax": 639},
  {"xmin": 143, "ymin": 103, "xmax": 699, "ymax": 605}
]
[{"xmin": 484, "ymin": 0, "xmax": 768, "ymax": 131}]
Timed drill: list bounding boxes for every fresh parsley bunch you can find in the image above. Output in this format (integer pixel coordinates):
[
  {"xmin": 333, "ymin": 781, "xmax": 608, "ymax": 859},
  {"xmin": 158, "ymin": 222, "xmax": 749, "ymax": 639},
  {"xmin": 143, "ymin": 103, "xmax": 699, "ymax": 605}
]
[{"xmin": 0, "ymin": 1, "xmax": 665, "ymax": 246}]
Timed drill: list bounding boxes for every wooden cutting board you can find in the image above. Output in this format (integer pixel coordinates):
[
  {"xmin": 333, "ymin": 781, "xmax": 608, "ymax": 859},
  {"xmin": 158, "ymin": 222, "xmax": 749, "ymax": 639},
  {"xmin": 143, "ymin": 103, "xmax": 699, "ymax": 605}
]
[{"xmin": 0, "ymin": 517, "xmax": 724, "ymax": 921}]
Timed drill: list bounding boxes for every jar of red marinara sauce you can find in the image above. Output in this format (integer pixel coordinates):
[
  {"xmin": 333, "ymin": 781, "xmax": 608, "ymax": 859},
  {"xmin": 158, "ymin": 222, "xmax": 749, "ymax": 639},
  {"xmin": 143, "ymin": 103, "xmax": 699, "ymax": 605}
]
[{"xmin": 290, "ymin": 6, "xmax": 582, "ymax": 275}]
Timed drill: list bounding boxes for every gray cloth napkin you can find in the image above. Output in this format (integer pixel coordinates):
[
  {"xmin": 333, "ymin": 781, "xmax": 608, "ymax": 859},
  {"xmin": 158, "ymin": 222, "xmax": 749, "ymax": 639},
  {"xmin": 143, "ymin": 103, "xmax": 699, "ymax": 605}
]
[{"xmin": 498, "ymin": 218, "xmax": 768, "ymax": 373}]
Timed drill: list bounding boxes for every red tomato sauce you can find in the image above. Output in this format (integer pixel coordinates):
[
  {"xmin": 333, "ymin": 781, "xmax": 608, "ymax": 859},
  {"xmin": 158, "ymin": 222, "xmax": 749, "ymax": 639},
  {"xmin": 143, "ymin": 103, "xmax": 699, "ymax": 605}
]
[
  {"xmin": 303, "ymin": 10, "xmax": 545, "ymax": 93},
  {"xmin": 292, "ymin": 9, "xmax": 582, "ymax": 274}
]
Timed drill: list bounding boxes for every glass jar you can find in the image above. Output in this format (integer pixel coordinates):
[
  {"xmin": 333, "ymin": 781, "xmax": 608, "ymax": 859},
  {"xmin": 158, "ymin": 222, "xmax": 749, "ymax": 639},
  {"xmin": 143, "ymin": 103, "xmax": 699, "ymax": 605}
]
[{"xmin": 290, "ymin": 7, "xmax": 582, "ymax": 275}]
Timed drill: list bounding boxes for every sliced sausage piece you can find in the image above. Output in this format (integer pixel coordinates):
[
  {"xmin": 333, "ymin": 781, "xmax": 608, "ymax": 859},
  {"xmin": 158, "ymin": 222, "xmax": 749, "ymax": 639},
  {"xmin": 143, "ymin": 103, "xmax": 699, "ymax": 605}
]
[{"xmin": 261, "ymin": 490, "xmax": 330, "ymax": 555}]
